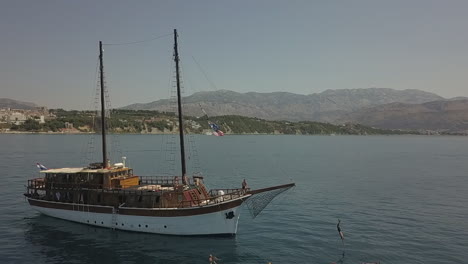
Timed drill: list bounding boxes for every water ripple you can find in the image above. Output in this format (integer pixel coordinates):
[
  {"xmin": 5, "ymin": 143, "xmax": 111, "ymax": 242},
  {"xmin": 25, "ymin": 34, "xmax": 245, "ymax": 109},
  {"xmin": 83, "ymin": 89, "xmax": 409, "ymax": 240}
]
[{"xmin": 1, "ymin": 135, "xmax": 468, "ymax": 263}]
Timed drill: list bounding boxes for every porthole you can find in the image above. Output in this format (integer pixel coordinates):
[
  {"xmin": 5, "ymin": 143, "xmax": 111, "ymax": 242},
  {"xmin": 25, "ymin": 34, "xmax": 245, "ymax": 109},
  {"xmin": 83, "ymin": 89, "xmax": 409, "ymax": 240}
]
[
  {"xmin": 101, "ymin": 222, "xmax": 104, "ymax": 224},
  {"xmin": 138, "ymin": 224, "xmax": 141, "ymax": 227},
  {"xmin": 164, "ymin": 225, "xmax": 167, "ymax": 228},
  {"xmin": 87, "ymin": 220, "xmax": 89, "ymax": 223},
  {"xmin": 145, "ymin": 225, "xmax": 148, "ymax": 228},
  {"xmin": 115, "ymin": 223, "xmax": 118, "ymax": 226},
  {"xmin": 94, "ymin": 221, "xmax": 96, "ymax": 224},
  {"xmin": 122, "ymin": 223, "xmax": 124, "ymax": 226}
]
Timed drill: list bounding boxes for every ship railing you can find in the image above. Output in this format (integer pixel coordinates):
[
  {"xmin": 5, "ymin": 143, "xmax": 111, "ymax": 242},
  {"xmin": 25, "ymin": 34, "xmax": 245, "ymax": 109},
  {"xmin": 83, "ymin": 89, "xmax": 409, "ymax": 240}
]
[
  {"xmin": 27, "ymin": 180, "xmax": 249, "ymax": 194},
  {"xmin": 26, "ymin": 180, "xmax": 105, "ymax": 191},
  {"xmin": 25, "ymin": 181, "xmax": 168, "ymax": 196},
  {"xmin": 175, "ymin": 189, "xmax": 249, "ymax": 208},
  {"xmin": 209, "ymin": 188, "xmax": 250, "ymax": 197},
  {"xmin": 26, "ymin": 178, "xmax": 45, "ymax": 189},
  {"xmin": 26, "ymin": 176, "xmax": 194, "ymax": 190},
  {"xmin": 25, "ymin": 180, "xmax": 249, "ymax": 209},
  {"xmin": 27, "ymin": 176, "xmax": 198, "ymax": 191},
  {"xmin": 139, "ymin": 175, "xmax": 194, "ymax": 186},
  {"xmin": 25, "ymin": 180, "xmax": 168, "ymax": 193}
]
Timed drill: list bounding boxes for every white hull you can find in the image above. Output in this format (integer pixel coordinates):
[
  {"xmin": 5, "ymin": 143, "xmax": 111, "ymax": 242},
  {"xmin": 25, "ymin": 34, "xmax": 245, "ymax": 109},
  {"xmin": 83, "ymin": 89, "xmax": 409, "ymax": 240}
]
[{"xmin": 29, "ymin": 198, "xmax": 243, "ymax": 236}]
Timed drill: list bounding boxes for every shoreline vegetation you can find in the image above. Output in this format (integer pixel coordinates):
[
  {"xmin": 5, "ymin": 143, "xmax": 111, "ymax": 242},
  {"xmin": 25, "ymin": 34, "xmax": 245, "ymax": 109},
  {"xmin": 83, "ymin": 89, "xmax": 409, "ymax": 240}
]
[{"xmin": 0, "ymin": 109, "xmax": 452, "ymax": 136}]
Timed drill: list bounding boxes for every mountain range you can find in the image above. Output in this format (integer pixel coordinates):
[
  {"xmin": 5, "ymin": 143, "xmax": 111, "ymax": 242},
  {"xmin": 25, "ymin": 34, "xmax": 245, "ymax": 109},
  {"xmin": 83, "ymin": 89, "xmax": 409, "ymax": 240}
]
[
  {"xmin": 4, "ymin": 88, "xmax": 468, "ymax": 133},
  {"xmin": 122, "ymin": 88, "xmax": 444, "ymax": 122},
  {"xmin": 0, "ymin": 98, "xmax": 38, "ymax": 110},
  {"xmin": 122, "ymin": 88, "xmax": 468, "ymax": 132},
  {"xmin": 337, "ymin": 99, "xmax": 468, "ymax": 132}
]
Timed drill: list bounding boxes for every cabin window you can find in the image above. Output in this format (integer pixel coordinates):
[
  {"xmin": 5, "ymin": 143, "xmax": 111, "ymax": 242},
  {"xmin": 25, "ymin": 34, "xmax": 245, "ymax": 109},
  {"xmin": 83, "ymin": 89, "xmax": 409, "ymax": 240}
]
[
  {"xmin": 138, "ymin": 196, "xmax": 143, "ymax": 202},
  {"xmin": 97, "ymin": 194, "xmax": 101, "ymax": 203},
  {"xmin": 155, "ymin": 196, "xmax": 160, "ymax": 203}
]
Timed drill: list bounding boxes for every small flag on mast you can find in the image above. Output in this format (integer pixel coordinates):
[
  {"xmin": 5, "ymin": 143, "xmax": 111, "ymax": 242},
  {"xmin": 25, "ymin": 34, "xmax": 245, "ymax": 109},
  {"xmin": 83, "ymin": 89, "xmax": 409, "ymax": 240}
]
[{"xmin": 36, "ymin": 163, "xmax": 48, "ymax": 170}]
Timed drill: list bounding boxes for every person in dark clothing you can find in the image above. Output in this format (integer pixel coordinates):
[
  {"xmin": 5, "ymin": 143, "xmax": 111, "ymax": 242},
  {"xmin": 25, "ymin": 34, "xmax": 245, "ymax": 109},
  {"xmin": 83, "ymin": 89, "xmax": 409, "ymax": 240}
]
[{"xmin": 242, "ymin": 179, "xmax": 248, "ymax": 190}]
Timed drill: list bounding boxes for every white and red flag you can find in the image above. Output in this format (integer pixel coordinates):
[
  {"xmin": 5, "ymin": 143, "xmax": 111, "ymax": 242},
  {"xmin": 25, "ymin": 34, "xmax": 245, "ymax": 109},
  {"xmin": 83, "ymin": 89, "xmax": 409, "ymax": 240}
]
[{"xmin": 36, "ymin": 163, "xmax": 48, "ymax": 170}]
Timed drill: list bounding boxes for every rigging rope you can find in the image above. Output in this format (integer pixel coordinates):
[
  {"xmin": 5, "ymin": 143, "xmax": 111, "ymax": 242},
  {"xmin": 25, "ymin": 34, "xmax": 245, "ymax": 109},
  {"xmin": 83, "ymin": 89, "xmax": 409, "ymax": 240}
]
[
  {"xmin": 160, "ymin": 56, "xmax": 177, "ymax": 176},
  {"xmin": 177, "ymin": 60, "xmax": 202, "ymax": 174},
  {"xmin": 191, "ymin": 55, "xmax": 218, "ymax": 91},
  {"xmin": 80, "ymin": 58, "xmax": 100, "ymax": 165},
  {"xmin": 103, "ymin": 33, "xmax": 172, "ymax": 46},
  {"xmin": 189, "ymin": 55, "xmax": 227, "ymax": 133}
]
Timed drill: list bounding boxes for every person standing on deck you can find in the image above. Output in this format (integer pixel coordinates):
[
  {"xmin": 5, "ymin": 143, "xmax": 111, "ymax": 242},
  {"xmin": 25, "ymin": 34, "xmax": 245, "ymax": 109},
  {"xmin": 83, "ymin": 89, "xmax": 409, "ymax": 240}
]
[{"xmin": 242, "ymin": 179, "xmax": 248, "ymax": 190}]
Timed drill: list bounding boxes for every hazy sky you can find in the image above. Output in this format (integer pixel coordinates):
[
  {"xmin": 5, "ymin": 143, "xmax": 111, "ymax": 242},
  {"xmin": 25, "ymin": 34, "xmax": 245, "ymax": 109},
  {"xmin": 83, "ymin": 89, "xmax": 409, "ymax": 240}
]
[{"xmin": 1, "ymin": 0, "xmax": 468, "ymax": 109}]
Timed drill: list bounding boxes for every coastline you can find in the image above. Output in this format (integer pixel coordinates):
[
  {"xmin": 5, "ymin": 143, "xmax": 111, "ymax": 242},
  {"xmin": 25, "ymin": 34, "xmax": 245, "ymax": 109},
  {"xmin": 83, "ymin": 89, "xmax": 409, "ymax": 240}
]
[{"xmin": 0, "ymin": 130, "xmax": 463, "ymax": 136}]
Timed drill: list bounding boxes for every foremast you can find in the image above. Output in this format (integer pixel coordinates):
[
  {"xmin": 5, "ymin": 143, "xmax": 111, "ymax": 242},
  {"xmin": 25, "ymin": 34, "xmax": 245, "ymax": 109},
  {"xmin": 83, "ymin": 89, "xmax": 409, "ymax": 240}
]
[
  {"xmin": 99, "ymin": 41, "xmax": 108, "ymax": 168},
  {"xmin": 173, "ymin": 29, "xmax": 188, "ymax": 184}
]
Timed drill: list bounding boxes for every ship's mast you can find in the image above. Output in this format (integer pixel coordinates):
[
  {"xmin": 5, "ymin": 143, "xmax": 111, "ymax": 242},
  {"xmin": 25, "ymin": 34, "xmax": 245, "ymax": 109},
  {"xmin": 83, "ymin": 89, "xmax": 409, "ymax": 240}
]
[
  {"xmin": 99, "ymin": 41, "xmax": 108, "ymax": 168},
  {"xmin": 173, "ymin": 29, "xmax": 187, "ymax": 182}
]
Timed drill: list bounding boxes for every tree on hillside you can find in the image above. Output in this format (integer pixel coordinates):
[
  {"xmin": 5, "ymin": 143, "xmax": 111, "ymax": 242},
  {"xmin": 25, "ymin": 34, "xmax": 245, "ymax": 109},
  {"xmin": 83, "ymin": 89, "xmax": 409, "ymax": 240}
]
[{"xmin": 22, "ymin": 119, "xmax": 40, "ymax": 131}]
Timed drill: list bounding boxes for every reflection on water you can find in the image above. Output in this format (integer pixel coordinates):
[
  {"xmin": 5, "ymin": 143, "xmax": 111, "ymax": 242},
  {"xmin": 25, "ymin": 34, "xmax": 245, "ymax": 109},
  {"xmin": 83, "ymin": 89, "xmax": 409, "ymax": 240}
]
[
  {"xmin": 24, "ymin": 215, "xmax": 241, "ymax": 264},
  {"xmin": 24, "ymin": 214, "xmax": 352, "ymax": 264},
  {"xmin": 332, "ymin": 252, "xmax": 346, "ymax": 264}
]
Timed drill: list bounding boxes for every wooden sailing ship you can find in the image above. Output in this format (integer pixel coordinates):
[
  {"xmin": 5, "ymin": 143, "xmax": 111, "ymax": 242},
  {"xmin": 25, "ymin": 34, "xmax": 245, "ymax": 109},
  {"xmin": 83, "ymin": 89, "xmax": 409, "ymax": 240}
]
[{"xmin": 24, "ymin": 29, "xmax": 294, "ymax": 235}]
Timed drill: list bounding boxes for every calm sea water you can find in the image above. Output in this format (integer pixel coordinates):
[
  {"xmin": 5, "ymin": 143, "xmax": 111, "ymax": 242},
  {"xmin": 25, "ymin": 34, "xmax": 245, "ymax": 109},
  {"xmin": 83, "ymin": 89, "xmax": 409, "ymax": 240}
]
[{"xmin": 0, "ymin": 134, "xmax": 467, "ymax": 264}]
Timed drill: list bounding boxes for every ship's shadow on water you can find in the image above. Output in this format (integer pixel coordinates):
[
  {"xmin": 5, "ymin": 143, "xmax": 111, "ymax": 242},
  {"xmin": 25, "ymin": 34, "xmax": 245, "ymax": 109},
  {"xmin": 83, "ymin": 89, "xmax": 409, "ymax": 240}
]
[{"xmin": 24, "ymin": 215, "xmax": 243, "ymax": 264}]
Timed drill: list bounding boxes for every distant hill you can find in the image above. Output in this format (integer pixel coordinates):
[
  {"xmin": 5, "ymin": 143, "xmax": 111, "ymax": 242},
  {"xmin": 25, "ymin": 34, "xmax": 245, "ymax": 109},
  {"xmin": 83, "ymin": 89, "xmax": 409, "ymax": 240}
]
[
  {"xmin": 0, "ymin": 98, "xmax": 38, "ymax": 110},
  {"xmin": 121, "ymin": 88, "xmax": 444, "ymax": 122},
  {"xmin": 337, "ymin": 99, "xmax": 468, "ymax": 132}
]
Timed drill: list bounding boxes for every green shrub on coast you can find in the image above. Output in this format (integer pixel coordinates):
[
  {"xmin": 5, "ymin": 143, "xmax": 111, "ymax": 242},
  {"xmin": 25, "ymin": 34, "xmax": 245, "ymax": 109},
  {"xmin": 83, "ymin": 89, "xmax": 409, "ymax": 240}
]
[{"xmin": 6, "ymin": 109, "xmax": 416, "ymax": 135}]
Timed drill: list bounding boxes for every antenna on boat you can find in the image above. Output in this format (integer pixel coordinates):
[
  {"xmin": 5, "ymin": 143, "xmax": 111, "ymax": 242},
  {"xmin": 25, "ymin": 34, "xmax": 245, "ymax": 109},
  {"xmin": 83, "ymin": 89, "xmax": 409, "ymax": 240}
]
[
  {"xmin": 99, "ymin": 41, "xmax": 108, "ymax": 169},
  {"xmin": 173, "ymin": 29, "xmax": 187, "ymax": 183}
]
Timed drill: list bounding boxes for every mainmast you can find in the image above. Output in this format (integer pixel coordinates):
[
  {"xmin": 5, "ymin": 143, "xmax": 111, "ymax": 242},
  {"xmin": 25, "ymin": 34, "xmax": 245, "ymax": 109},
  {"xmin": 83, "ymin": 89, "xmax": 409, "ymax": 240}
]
[
  {"xmin": 173, "ymin": 29, "xmax": 187, "ymax": 183},
  {"xmin": 99, "ymin": 41, "xmax": 108, "ymax": 168}
]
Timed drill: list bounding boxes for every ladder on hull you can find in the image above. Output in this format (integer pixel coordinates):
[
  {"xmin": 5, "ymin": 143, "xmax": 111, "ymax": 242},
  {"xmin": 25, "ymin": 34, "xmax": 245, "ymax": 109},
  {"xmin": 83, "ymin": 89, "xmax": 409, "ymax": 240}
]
[{"xmin": 111, "ymin": 208, "xmax": 118, "ymax": 229}]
